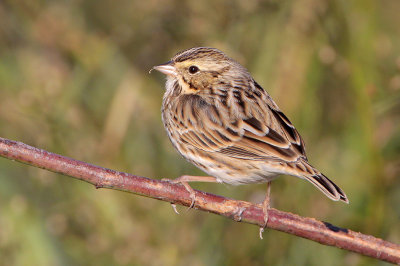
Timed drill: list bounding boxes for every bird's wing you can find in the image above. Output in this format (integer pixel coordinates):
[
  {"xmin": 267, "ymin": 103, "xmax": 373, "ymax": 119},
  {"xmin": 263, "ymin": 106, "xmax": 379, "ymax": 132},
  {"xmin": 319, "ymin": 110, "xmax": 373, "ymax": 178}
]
[{"xmin": 175, "ymin": 86, "xmax": 307, "ymax": 163}]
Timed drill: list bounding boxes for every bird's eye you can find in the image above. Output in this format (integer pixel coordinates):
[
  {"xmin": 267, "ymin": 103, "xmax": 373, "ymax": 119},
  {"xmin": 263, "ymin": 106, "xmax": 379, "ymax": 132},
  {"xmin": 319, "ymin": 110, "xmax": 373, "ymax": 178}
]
[{"xmin": 188, "ymin": 66, "xmax": 199, "ymax": 74}]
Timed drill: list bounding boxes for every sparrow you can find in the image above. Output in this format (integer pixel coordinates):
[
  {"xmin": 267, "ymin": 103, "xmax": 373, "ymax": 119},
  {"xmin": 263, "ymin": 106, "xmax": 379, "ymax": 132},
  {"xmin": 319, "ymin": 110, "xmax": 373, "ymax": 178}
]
[{"xmin": 152, "ymin": 47, "xmax": 348, "ymax": 237}]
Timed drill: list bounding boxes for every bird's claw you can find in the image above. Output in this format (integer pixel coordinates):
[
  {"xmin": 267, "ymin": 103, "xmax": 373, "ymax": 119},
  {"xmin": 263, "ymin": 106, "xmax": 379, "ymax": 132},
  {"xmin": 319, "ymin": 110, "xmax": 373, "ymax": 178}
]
[
  {"xmin": 259, "ymin": 227, "xmax": 264, "ymax": 239},
  {"xmin": 259, "ymin": 209, "xmax": 269, "ymax": 239},
  {"xmin": 187, "ymin": 192, "xmax": 196, "ymax": 209},
  {"xmin": 233, "ymin": 207, "xmax": 246, "ymax": 222},
  {"xmin": 171, "ymin": 203, "xmax": 179, "ymax": 214},
  {"xmin": 162, "ymin": 178, "xmax": 196, "ymax": 211}
]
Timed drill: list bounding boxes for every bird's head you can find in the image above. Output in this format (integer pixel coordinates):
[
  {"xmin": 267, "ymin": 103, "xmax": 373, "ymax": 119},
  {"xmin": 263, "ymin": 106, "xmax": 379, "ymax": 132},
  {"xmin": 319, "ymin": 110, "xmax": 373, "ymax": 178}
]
[{"xmin": 152, "ymin": 47, "xmax": 249, "ymax": 96}]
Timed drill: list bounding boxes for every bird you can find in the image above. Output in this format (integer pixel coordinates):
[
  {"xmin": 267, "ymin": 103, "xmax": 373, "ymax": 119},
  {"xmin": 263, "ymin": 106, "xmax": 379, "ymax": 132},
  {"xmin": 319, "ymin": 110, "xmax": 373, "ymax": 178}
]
[{"xmin": 151, "ymin": 47, "xmax": 348, "ymax": 237}]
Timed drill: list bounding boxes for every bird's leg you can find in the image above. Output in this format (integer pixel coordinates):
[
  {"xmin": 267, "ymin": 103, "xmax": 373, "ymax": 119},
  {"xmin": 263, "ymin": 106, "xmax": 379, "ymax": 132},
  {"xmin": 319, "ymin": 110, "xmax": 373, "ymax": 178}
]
[
  {"xmin": 162, "ymin": 175, "xmax": 218, "ymax": 209},
  {"xmin": 259, "ymin": 181, "xmax": 271, "ymax": 239}
]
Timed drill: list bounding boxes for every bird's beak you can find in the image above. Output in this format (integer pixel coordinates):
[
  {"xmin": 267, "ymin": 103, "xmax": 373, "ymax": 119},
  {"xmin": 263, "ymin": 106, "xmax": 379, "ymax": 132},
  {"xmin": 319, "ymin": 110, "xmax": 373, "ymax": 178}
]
[{"xmin": 150, "ymin": 61, "xmax": 176, "ymax": 76}]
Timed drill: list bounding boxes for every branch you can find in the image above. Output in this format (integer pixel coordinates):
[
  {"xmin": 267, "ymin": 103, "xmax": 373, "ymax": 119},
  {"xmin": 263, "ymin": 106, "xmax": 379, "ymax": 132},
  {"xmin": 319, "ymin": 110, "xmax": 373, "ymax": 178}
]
[{"xmin": 0, "ymin": 137, "xmax": 398, "ymax": 264}]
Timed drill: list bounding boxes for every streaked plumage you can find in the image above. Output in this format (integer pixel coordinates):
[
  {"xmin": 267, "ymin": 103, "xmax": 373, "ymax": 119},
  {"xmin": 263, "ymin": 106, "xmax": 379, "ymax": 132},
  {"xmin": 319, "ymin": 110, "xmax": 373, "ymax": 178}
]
[{"xmin": 153, "ymin": 47, "xmax": 348, "ymax": 214}]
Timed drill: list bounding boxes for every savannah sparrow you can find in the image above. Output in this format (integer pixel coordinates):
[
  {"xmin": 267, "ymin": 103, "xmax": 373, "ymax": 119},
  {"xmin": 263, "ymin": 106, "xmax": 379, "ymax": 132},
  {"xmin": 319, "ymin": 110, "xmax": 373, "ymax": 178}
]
[{"xmin": 152, "ymin": 47, "xmax": 348, "ymax": 235}]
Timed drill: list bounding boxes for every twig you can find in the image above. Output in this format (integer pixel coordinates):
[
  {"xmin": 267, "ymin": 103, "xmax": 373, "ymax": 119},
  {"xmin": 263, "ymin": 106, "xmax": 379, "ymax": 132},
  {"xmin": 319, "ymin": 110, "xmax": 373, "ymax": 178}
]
[{"xmin": 0, "ymin": 137, "xmax": 399, "ymax": 264}]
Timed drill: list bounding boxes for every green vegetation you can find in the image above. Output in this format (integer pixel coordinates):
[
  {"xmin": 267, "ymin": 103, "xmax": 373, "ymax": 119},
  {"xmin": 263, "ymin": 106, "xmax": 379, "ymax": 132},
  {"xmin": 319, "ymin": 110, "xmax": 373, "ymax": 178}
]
[{"xmin": 0, "ymin": 1, "xmax": 399, "ymax": 265}]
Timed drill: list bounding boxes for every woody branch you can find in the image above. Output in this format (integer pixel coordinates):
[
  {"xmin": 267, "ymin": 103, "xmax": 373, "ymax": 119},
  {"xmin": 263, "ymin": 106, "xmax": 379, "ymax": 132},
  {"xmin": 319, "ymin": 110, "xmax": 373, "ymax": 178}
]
[{"xmin": 0, "ymin": 137, "xmax": 399, "ymax": 264}]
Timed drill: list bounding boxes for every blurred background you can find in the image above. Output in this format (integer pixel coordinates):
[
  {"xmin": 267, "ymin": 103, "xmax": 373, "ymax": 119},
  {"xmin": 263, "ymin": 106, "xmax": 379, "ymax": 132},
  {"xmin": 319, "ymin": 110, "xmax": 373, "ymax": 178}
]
[{"xmin": 0, "ymin": 0, "xmax": 399, "ymax": 265}]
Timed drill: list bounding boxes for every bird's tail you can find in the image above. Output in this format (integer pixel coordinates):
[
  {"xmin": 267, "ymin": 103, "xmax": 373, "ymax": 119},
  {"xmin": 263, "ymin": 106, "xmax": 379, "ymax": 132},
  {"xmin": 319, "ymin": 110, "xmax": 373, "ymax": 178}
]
[{"xmin": 287, "ymin": 159, "xmax": 349, "ymax": 203}]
